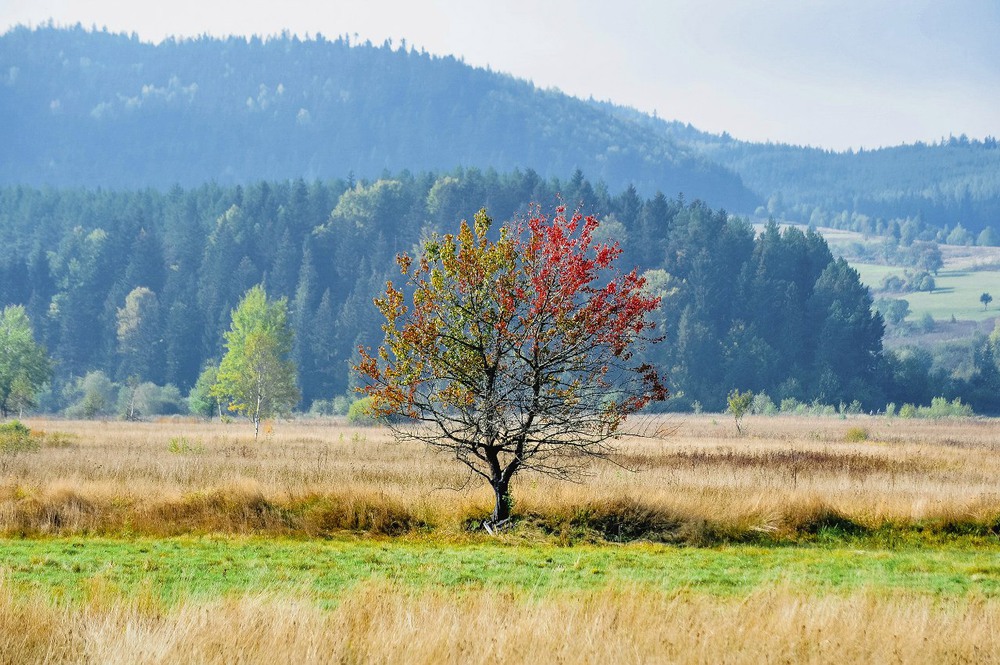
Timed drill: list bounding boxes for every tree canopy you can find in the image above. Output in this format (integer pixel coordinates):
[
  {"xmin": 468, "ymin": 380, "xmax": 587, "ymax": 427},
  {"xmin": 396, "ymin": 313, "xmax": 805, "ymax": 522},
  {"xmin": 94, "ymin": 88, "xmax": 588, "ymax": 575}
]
[
  {"xmin": 211, "ymin": 286, "xmax": 299, "ymax": 438},
  {"xmin": 0, "ymin": 172, "xmax": 983, "ymax": 415},
  {"xmin": 0, "ymin": 305, "xmax": 52, "ymax": 418},
  {"xmin": 356, "ymin": 207, "xmax": 667, "ymax": 527}
]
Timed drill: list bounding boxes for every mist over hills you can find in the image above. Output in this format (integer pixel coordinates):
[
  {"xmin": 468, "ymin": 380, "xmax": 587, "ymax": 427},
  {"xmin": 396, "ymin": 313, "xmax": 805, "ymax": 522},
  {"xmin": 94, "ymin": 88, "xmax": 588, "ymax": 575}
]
[
  {"xmin": 4, "ymin": 26, "xmax": 998, "ymax": 231},
  {"xmin": 597, "ymin": 102, "xmax": 1000, "ymax": 233},
  {"xmin": 0, "ymin": 25, "xmax": 756, "ymax": 210},
  {"xmin": 5, "ymin": 26, "xmax": 998, "ymax": 231}
]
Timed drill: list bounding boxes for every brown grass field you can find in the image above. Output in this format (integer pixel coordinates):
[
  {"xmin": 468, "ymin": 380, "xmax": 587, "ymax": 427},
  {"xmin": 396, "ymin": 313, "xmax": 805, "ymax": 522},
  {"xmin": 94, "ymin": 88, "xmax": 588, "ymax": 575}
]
[
  {"xmin": 3, "ymin": 414, "xmax": 1000, "ymax": 540},
  {"xmin": 3, "ymin": 581, "xmax": 1000, "ymax": 664},
  {"xmin": 3, "ymin": 414, "xmax": 1000, "ymax": 663}
]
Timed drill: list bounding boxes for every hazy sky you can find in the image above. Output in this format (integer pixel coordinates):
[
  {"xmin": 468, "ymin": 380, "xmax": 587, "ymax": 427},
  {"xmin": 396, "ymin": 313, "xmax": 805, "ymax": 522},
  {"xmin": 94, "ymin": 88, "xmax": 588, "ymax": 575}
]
[{"xmin": 3, "ymin": 0, "xmax": 997, "ymax": 150}]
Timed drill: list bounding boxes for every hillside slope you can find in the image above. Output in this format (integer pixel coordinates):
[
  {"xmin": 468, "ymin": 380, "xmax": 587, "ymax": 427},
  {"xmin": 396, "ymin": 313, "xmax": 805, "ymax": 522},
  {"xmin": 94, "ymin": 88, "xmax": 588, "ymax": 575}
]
[
  {"xmin": 0, "ymin": 26, "xmax": 756, "ymax": 210},
  {"xmin": 597, "ymin": 102, "xmax": 1000, "ymax": 233}
]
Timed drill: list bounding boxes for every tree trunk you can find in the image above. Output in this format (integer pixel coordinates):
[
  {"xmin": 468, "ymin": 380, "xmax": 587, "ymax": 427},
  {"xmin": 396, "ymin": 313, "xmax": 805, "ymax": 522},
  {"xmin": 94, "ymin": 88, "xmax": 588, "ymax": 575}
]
[
  {"xmin": 254, "ymin": 390, "xmax": 263, "ymax": 440},
  {"xmin": 489, "ymin": 476, "xmax": 512, "ymax": 526},
  {"xmin": 483, "ymin": 449, "xmax": 518, "ymax": 533}
]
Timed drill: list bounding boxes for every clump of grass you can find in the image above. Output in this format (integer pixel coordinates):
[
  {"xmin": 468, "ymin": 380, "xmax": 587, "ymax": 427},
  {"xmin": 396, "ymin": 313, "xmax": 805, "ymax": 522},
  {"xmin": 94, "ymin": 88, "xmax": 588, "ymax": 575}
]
[
  {"xmin": 0, "ymin": 486, "xmax": 431, "ymax": 538},
  {"xmin": 781, "ymin": 501, "xmax": 867, "ymax": 539},
  {"xmin": 526, "ymin": 497, "xmax": 684, "ymax": 543},
  {"xmin": 844, "ymin": 426, "xmax": 869, "ymax": 442},
  {"xmin": 0, "ymin": 420, "xmax": 40, "ymax": 453},
  {"xmin": 297, "ymin": 493, "xmax": 428, "ymax": 536},
  {"xmin": 40, "ymin": 431, "xmax": 78, "ymax": 448},
  {"xmin": 167, "ymin": 436, "xmax": 204, "ymax": 454}
]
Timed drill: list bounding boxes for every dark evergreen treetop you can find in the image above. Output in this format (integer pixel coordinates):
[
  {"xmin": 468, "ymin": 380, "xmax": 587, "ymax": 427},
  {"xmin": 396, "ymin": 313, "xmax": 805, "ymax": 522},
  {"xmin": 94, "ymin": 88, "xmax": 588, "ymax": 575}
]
[{"xmin": 0, "ymin": 172, "xmax": 893, "ymax": 412}]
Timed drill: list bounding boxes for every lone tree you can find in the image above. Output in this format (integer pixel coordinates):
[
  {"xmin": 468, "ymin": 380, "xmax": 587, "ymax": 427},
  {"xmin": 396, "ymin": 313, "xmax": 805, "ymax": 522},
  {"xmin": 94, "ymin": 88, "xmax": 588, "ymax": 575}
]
[
  {"xmin": 982, "ymin": 292, "xmax": 993, "ymax": 311},
  {"xmin": 726, "ymin": 389, "xmax": 753, "ymax": 436},
  {"xmin": 356, "ymin": 206, "xmax": 667, "ymax": 529},
  {"xmin": 211, "ymin": 285, "xmax": 299, "ymax": 439},
  {"xmin": 0, "ymin": 305, "xmax": 52, "ymax": 418}
]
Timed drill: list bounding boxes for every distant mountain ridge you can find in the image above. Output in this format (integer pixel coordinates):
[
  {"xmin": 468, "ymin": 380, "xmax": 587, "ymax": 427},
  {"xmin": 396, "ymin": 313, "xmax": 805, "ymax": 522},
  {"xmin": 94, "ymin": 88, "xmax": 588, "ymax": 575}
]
[
  {"xmin": 0, "ymin": 26, "xmax": 755, "ymax": 210},
  {"xmin": 3, "ymin": 26, "xmax": 998, "ymax": 231},
  {"xmin": 594, "ymin": 101, "xmax": 1000, "ymax": 233}
]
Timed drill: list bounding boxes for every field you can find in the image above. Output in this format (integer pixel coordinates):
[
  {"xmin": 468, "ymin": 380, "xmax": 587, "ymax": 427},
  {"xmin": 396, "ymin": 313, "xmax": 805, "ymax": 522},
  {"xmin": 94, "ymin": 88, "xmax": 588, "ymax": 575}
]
[
  {"xmin": 758, "ymin": 222, "xmax": 1000, "ymax": 326},
  {"xmin": 3, "ymin": 415, "xmax": 1000, "ymax": 662},
  {"xmin": 854, "ymin": 263, "xmax": 1000, "ymax": 323}
]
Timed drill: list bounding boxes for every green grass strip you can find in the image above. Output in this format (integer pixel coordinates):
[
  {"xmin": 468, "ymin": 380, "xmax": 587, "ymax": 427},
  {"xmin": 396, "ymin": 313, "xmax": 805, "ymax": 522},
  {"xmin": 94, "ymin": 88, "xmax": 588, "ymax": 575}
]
[{"xmin": 2, "ymin": 536, "xmax": 1000, "ymax": 605}]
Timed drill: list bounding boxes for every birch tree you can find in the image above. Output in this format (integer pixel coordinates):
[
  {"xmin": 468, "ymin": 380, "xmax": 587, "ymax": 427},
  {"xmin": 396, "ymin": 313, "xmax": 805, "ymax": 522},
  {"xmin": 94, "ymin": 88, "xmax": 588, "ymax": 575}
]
[{"xmin": 211, "ymin": 286, "xmax": 299, "ymax": 438}]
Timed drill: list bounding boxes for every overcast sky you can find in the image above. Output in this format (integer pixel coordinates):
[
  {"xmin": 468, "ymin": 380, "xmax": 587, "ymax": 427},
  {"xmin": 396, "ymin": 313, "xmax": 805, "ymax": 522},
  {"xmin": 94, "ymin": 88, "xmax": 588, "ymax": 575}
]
[{"xmin": 3, "ymin": 0, "xmax": 997, "ymax": 150}]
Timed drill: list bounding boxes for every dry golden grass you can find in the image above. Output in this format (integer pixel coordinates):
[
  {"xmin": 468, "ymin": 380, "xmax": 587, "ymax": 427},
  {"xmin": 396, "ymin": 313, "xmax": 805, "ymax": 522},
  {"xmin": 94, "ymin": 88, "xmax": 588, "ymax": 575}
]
[
  {"xmin": 2, "ymin": 414, "xmax": 999, "ymax": 540},
  {"xmin": 2, "ymin": 579, "xmax": 999, "ymax": 664},
  {"xmin": 3, "ymin": 416, "xmax": 1000, "ymax": 663}
]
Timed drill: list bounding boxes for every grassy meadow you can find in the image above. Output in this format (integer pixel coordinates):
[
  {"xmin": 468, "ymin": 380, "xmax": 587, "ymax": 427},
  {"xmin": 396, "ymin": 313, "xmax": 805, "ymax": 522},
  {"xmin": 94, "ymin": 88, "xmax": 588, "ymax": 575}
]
[
  {"xmin": 854, "ymin": 262, "xmax": 1000, "ymax": 323},
  {"xmin": 2, "ymin": 414, "xmax": 1000, "ymax": 662},
  {"xmin": 763, "ymin": 222, "xmax": 1000, "ymax": 325}
]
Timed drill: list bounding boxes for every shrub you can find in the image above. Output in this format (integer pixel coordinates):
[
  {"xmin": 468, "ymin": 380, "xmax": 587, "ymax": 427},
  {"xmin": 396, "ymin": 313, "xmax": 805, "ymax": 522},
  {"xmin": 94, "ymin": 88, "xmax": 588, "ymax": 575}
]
[
  {"xmin": 308, "ymin": 399, "xmax": 334, "ymax": 416},
  {"xmin": 63, "ymin": 371, "xmax": 117, "ymax": 418},
  {"xmin": 779, "ymin": 397, "xmax": 801, "ymax": 414},
  {"xmin": 750, "ymin": 392, "xmax": 777, "ymax": 416},
  {"xmin": 884, "ymin": 402, "xmax": 897, "ymax": 418},
  {"xmin": 844, "ymin": 427, "xmax": 869, "ymax": 442},
  {"xmin": 121, "ymin": 382, "xmax": 188, "ymax": 419},
  {"xmin": 919, "ymin": 397, "xmax": 973, "ymax": 419},
  {"xmin": 0, "ymin": 420, "xmax": 40, "ymax": 453},
  {"xmin": 168, "ymin": 436, "xmax": 204, "ymax": 455},
  {"xmin": 347, "ymin": 397, "xmax": 379, "ymax": 426},
  {"xmin": 899, "ymin": 403, "xmax": 917, "ymax": 419},
  {"xmin": 309, "ymin": 395, "xmax": 352, "ymax": 416}
]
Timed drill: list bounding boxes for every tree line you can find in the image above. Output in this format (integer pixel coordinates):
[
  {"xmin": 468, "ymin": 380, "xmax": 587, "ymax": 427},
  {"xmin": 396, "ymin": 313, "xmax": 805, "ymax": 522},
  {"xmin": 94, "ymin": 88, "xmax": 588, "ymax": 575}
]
[{"xmin": 1, "ymin": 170, "xmax": 998, "ymax": 417}]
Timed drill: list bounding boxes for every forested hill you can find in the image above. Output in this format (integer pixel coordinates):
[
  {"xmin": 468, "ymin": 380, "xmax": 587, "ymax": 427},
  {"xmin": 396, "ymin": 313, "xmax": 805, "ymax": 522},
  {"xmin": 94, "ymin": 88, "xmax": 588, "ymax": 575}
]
[
  {"xmin": 597, "ymin": 103, "xmax": 1000, "ymax": 234},
  {"xmin": 4, "ymin": 168, "xmax": 1000, "ymax": 414},
  {"xmin": 6, "ymin": 27, "xmax": 998, "ymax": 232},
  {"xmin": 0, "ymin": 26, "xmax": 755, "ymax": 210},
  {"xmin": 8, "ymin": 172, "xmax": 998, "ymax": 417}
]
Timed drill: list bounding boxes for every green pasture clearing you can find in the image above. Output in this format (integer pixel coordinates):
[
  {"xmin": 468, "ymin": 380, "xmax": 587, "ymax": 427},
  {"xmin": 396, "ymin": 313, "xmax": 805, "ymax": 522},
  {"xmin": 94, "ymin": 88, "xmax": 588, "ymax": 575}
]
[
  {"xmin": 2, "ymin": 536, "xmax": 1000, "ymax": 606},
  {"xmin": 853, "ymin": 262, "xmax": 1000, "ymax": 323}
]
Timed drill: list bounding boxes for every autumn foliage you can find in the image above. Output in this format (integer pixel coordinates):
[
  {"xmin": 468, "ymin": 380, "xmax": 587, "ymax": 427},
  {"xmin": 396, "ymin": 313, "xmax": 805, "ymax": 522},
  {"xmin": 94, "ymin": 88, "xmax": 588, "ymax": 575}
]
[{"xmin": 356, "ymin": 206, "xmax": 666, "ymax": 526}]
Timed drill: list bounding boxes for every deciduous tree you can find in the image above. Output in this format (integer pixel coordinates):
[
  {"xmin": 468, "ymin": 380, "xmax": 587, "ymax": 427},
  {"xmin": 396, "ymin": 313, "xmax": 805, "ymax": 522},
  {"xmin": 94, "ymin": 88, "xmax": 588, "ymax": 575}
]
[
  {"xmin": 211, "ymin": 286, "xmax": 299, "ymax": 439},
  {"xmin": 726, "ymin": 389, "xmax": 753, "ymax": 436},
  {"xmin": 0, "ymin": 306, "xmax": 52, "ymax": 418},
  {"xmin": 116, "ymin": 286, "xmax": 161, "ymax": 382},
  {"xmin": 188, "ymin": 364, "xmax": 221, "ymax": 418},
  {"xmin": 356, "ymin": 207, "xmax": 667, "ymax": 529}
]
